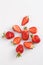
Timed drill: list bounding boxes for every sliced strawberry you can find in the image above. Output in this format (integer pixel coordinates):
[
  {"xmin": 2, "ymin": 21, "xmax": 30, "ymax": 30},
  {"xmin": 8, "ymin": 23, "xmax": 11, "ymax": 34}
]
[
  {"xmin": 29, "ymin": 27, "xmax": 37, "ymax": 34},
  {"xmin": 12, "ymin": 37, "xmax": 21, "ymax": 45},
  {"xmin": 32, "ymin": 35, "xmax": 40, "ymax": 43},
  {"xmin": 21, "ymin": 16, "xmax": 29, "ymax": 26},
  {"xmin": 24, "ymin": 42, "xmax": 34, "ymax": 49},
  {"xmin": 12, "ymin": 25, "xmax": 21, "ymax": 33}
]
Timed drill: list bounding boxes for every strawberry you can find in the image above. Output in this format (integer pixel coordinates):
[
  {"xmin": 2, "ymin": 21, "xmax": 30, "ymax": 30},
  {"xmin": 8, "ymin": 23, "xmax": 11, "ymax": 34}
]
[
  {"xmin": 22, "ymin": 27, "xmax": 29, "ymax": 40},
  {"xmin": 32, "ymin": 35, "xmax": 40, "ymax": 43},
  {"xmin": 2, "ymin": 31, "xmax": 14, "ymax": 39},
  {"xmin": 12, "ymin": 25, "xmax": 21, "ymax": 33},
  {"xmin": 16, "ymin": 44, "xmax": 24, "ymax": 57},
  {"xmin": 12, "ymin": 37, "xmax": 21, "ymax": 45},
  {"xmin": 29, "ymin": 27, "xmax": 37, "ymax": 34},
  {"xmin": 24, "ymin": 42, "xmax": 34, "ymax": 49},
  {"xmin": 21, "ymin": 16, "xmax": 29, "ymax": 26}
]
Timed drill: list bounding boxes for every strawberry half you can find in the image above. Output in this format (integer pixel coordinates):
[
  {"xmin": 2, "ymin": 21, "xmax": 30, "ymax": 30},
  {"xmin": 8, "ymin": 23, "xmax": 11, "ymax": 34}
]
[
  {"xmin": 12, "ymin": 25, "xmax": 21, "ymax": 33},
  {"xmin": 24, "ymin": 42, "xmax": 34, "ymax": 49},
  {"xmin": 12, "ymin": 37, "xmax": 21, "ymax": 45},
  {"xmin": 29, "ymin": 27, "xmax": 37, "ymax": 34},
  {"xmin": 21, "ymin": 16, "xmax": 29, "ymax": 26}
]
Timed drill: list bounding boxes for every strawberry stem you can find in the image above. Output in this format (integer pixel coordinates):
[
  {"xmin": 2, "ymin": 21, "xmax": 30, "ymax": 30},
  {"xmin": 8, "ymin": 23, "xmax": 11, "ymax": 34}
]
[
  {"xmin": 24, "ymin": 27, "xmax": 27, "ymax": 30},
  {"xmin": 16, "ymin": 52, "xmax": 21, "ymax": 57},
  {"xmin": 30, "ymin": 34, "xmax": 33, "ymax": 38},
  {"xmin": 11, "ymin": 41, "xmax": 16, "ymax": 45},
  {"xmin": 2, "ymin": 33, "xmax": 5, "ymax": 38}
]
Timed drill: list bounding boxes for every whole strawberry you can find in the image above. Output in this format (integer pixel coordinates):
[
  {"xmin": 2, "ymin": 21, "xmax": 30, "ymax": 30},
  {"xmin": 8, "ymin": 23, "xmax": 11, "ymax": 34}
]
[
  {"xmin": 16, "ymin": 44, "xmax": 24, "ymax": 57},
  {"xmin": 2, "ymin": 31, "xmax": 14, "ymax": 39},
  {"xmin": 22, "ymin": 27, "xmax": 29, "ymax": 40},
  {"xmin": 32, "ymin": 35, "xmax": 40, "ymax": 43}
]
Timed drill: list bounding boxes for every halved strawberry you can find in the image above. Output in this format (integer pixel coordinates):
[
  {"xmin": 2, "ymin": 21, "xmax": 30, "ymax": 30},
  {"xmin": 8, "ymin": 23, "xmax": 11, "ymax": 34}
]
[
  {"xmin": 24, "ymin": 42, "xmax": 34, "ymax": 49},
  {"xmin": 21, "ymin": 16, "xmax": 29, "ymax": 26},
  {"xmin": 12, "ymin": 25, "xmax": 21, "ymax": 33},
  {"xmin": 12, "ymin": 37, "xmax": 21, "ymax": 45},
  {"xmin": 29, "ymin": 27, "xmax": 37, "ymax": 34}
]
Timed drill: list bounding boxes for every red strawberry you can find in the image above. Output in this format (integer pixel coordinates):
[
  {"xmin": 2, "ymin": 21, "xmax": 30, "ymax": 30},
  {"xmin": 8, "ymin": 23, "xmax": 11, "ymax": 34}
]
[
  {"xmin": 29, "ymin": 27, "xmax": 37, "ymax": 34},
  {"xmin": 32, "ymin": 35, "xmax": 40, "ymax": 43},
  {"xmin": 21, "ymin": 16, "xmax": 29, "ymax": 26},
  {"xmin": 24, "ymin": 42, "xmax": 34, "ymax": 49},
  {"xmin": 12, "ymin": 25, "xmax": 21, "ymax": 33},
  {"xmin": 22, "ymin": 27, "xmax": 29, "ymax": 40},
  {"xmin": 2, "ymin": 31, "xmax": 14, "ymax": 39},
  {"xmin": 16, "ymin": 44, "xmax": 24, "ymax": 57},
  {"xmin": 12, "ymin": 37, "xmax": 21, "ymax": 45}
]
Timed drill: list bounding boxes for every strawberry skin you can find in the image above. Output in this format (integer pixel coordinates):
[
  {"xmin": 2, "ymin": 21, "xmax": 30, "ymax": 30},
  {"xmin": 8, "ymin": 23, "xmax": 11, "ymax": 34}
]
[
  {"xmin": 21, "ymin": 16, "xmax": 29, "ymax": 26},
  {"xmin": 4, "ymin": 31, "xmax": 14, "ymax": 39},
  {"xmin": 12, "ymin": 25, "xmax": 21, "ymax": 33},
  {"xmin": 32, "ymin": 35, "xmax": 40, "ymax": 43},
  {"xmin": 24, "ymin": 42, "xmax": 34, "ymax": 49},
  {"xmin": 12, "ymin": 37, "xmax": 21, "ymax": 45},
  {"xmin": 16, "ymin": 44, "xmax": 24, "ymax": 53},
  {"xmin": 22, "ymin": 30, "xmax": 29, "ymax": 40},
  {"xmin": 29, "ymin": 27, "xmax": 37, "ymax": 34}
]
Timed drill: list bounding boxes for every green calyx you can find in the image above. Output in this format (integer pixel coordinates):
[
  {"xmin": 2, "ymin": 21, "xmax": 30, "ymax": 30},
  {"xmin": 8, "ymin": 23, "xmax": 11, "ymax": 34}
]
[
  {"xmin": 30, "ymin": 34, "xmax": 33, "ymax": 38},
  {"xmin": 24, "ymin": 27, "xmax": 27, "ymax": 30},
  {"xmin": 2, "ymin": 33, "xmax": 5, "ymax": 38},
  {"xmin": 16, "ymin": 52, "xmax": 21, "ymax": 57},
  {"xmin": 11, "ymin": 41, "xmax": 16, "ymax": 45}
]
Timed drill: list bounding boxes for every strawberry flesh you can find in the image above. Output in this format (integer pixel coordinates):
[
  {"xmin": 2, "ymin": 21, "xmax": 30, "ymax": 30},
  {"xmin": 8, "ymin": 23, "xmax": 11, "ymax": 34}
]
[
  {"xmin": 12, "ymin": 25, "xmax": 21, "ymax": 33},
  {"xmin": 22, "ymin": 16, "xmax": 29, "ymax": 26}
]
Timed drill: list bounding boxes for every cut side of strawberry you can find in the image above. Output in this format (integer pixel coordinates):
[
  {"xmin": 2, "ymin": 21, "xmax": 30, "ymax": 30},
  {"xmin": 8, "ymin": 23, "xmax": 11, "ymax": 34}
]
[
  {"xmin": 21, "ymin": 16, "xmax": 29, "ymax": 26},
  {"xmin": 24, "ymin": 42, "xmax": 34, "ymax": 49},
  {"xmin": 12, "ymin": 25, "xmax": 21, "ymax": 33},
  {"xmin": 12, "ymin": 37, "xmax": 21, "ymax": 45},
  {"xmin": 29, "ymin": 27, "xmax": 37, "ymax": 34}
]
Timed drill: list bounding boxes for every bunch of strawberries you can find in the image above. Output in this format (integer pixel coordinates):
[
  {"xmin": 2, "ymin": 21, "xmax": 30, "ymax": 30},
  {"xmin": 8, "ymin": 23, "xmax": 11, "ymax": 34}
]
[{"xmin": 2, "ymin": 16, "xmax": 40, "ymax": 57}]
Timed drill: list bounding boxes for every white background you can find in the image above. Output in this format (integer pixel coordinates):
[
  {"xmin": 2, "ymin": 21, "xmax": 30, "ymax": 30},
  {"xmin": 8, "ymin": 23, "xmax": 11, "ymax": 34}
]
[{"xmin": 0, "ymin": 0, "xmax": 43, "ymax": 65}]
